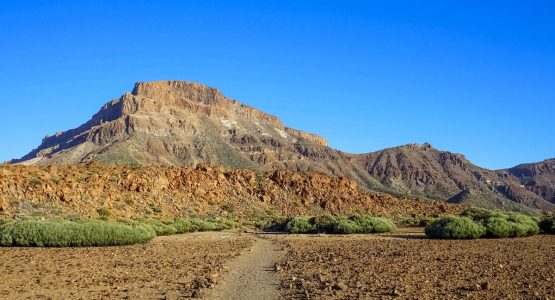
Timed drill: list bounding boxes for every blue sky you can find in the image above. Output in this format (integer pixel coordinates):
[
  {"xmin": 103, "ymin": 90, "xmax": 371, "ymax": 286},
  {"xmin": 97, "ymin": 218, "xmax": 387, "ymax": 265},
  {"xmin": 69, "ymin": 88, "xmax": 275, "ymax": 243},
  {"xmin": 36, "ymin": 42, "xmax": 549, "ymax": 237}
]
[{"xmin": 0, "ymin": 0, "xmax": 553, "ymax": 169}]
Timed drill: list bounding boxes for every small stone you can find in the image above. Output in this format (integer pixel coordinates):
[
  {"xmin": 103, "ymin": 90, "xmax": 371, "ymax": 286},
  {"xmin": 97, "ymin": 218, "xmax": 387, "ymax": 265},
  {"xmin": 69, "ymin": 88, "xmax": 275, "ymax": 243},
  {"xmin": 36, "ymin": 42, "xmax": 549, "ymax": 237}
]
[
  {"xmin": 481, "ymin": 282, "xmax": 491, "ymax": 290},
  {"xmin": 332, "ymin": 282, "xmax": 347, "ymax": 290}
]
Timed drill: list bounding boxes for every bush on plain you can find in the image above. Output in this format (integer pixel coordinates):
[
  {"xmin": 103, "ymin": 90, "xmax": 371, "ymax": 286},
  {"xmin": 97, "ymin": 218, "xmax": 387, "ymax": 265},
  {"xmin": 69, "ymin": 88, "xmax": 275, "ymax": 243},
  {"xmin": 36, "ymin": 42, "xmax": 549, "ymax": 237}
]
[
  {"xmin": 425, "ymin": 216, "xmax": 485, "ymax": 239},
  {"xmin": 0, "ymin": 218, "xmax": 155, "ymax": 247}
]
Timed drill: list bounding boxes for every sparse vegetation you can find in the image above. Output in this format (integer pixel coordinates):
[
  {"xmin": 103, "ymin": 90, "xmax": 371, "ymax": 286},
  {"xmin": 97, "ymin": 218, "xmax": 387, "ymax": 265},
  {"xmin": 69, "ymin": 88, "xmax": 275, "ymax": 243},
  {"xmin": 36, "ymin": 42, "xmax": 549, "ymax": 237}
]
[
  {"xmin": 395, "ymin": 216, "xmax": 436, "ymax": 227},
  {"xmin": 505, "ymin": 212, "xmax": 539, "ymax": 237},
  {"xmin": 330, "ymin": 218, "xmax": 360, "ymax": 234},
  {"xmin": 277, "ymin": 215, "xmax": 396, "ymax": 234},
  {"xmin": 286, "ymin": 217, "xmax": 316, "ymax": 234},
  {"xmin": 426, "ymin": 208, "xmax": 540, "ymax": 239},
  {"xmin": 539, "ymin": 216, "xmax": 555, "ymax": 234},
  {"xmin": 139, "ymin": 218, "xmax": 239, "ymax": 235},
  {"xmin": 482, "ymin": 217, "xmax": 514, "ymax": 238},
  {"xmin": 141, "ymin": 219, "xmax": 178, "ymax": 236},
  {"xmin": 0, "ymin": 218, "xmax": 155, "ymax": 247},
  {"xmin": 255, "ymin": 216, "xmax": 289, "ymax": 232},
  {"xmin": 171, "ymin": 219, "xmax": 199, "ymax": 234},
  {"xmin": 425, "ymin": 216, "xmax": 485, "ymax": 239},
  {"xmin": 96, "ymin": 208, "xmax": 111, "ymax": 219},
  {"xmin": 313, "ymin": 215, "xmax": 336, "ymax": 233},
  {"xmin": 0, "ymin": 216, "xmax": 241, "ymax": 247}
]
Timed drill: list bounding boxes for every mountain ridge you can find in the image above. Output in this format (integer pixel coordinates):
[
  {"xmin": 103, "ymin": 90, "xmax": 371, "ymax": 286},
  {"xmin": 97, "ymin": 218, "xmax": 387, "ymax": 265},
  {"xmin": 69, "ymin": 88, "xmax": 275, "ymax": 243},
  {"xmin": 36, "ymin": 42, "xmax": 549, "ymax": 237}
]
[{"xmin": 12, "ymin": 80, "xmax": 555, "ymax": 212}]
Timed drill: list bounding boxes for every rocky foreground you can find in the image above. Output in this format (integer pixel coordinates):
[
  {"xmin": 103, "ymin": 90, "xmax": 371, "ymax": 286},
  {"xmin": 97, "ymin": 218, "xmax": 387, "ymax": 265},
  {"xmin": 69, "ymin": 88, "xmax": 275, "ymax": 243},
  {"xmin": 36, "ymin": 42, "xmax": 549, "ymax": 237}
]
[
  {"xmin": 274, "ymin": 231, "xmax": 555, "ymax": 299},
  {"xmin": 0, "ymin": 163, "xmax": 460, "ymax": 219}
]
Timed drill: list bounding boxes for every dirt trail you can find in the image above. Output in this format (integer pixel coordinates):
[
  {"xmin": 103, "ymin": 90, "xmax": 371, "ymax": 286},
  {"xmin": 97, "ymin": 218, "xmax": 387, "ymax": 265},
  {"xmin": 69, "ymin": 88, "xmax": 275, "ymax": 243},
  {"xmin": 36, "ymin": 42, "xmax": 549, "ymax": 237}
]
[{"xmin": 207, "ymin": 235, "xmax": 284, "ymax": 300}]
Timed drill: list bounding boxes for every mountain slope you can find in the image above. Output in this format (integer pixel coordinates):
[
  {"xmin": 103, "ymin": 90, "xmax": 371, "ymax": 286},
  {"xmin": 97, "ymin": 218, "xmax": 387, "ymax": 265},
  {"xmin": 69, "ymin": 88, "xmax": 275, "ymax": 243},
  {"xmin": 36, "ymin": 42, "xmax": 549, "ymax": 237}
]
[
  {"xmin": 14, "ymin": 80, "xmax": 555, "ymax": 212},
  {"xmin": 499, "ymin": 159, "xmax": 555, "ymax": 208},
  {"xmin": 355, "ymin": 144, "xmax": 555, "ymax": 212}
]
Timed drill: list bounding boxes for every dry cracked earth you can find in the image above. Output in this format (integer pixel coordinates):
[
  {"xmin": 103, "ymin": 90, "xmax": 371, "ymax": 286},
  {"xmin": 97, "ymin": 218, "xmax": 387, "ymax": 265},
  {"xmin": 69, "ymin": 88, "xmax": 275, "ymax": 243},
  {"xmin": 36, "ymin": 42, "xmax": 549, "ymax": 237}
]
[{"xmin": 1, "ymin": 229, "xmax": 554, "ymax": 299}]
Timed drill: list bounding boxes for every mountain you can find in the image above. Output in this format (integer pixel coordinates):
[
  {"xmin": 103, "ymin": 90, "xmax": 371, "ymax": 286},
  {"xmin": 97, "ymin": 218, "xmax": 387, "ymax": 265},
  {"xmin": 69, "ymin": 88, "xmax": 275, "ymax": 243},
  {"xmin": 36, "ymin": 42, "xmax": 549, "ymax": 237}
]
[
  {"xmin": 500, "ymin": 159, "xmax": 555, "ymax": 208},
  {"xmin": 358, "ymin": 144, "xmax": 555, "ymax": 212},
  {"xmin": 14, "ymin": 80, "xmax": 555, "ymax": 212}
]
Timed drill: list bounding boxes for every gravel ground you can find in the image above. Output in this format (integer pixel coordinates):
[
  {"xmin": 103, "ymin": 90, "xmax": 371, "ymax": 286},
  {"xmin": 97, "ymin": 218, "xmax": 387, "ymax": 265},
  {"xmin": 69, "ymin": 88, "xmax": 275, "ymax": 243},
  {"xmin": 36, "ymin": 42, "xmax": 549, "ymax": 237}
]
[
  {"xmin": 273, "ymin": 229, "xmax": 555, "ymax": 299},
  {"xmin": 0, "ymin": 232, "xmax": 253, "ymax": 299}
]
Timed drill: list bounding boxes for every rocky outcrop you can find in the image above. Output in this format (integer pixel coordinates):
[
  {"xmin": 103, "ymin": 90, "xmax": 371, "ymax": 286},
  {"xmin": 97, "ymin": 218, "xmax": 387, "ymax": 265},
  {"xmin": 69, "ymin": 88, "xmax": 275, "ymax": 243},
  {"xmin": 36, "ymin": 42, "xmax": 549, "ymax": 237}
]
[{"xmin": 0, "ymin": 164, "xmax": 461, "ymax": 219}]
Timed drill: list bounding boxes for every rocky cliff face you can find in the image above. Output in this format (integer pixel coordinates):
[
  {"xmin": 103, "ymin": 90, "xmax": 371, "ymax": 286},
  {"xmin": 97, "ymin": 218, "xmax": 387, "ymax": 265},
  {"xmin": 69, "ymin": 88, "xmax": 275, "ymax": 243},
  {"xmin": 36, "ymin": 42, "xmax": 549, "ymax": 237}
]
[{"xmin": 14, "ymin": 80, "xmax": 555, "ymax": 212}]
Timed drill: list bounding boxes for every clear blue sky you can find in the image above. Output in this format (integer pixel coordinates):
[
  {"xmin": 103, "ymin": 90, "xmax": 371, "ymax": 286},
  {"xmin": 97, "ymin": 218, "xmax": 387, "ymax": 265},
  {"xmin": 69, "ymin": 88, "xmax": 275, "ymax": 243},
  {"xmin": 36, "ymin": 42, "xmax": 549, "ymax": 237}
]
[{"xmin": 1, "ymin": 1, "xmax": 553, "ymax": 169}]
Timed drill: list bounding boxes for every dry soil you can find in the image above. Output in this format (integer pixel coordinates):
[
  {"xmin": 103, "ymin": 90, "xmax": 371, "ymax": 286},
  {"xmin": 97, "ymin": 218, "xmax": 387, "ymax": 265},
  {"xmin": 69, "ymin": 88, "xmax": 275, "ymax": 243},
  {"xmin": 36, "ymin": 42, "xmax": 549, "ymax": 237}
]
[
  {"xmin": 272, "ymin": 228, "xmax": 555, "ymax": 299},
  {"xmin": 0, "ymin": 232, "xmax": 253, "ymax": 299}
]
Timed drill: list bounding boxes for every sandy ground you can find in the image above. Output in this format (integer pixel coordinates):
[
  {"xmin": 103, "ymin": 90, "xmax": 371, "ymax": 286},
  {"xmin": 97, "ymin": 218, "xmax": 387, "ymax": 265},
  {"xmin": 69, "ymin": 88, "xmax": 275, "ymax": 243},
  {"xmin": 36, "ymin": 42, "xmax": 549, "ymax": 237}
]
[
  {"xmin": 0, "ymin": 232, "xmax": 253, "ymax": 300},
  {"xmin": 272, "ymin": 228, "xmax": 555, "ymax": 299},
  {"xmin": 207, "ymin": 235, "xmax": 285, "ymax": 300}
]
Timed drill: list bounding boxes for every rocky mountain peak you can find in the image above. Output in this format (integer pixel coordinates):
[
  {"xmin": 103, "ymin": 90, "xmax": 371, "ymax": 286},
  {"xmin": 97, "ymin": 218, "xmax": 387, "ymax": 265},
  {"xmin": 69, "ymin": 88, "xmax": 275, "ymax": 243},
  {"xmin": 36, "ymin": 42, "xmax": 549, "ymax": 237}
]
[
  {"xmin": 131, "ymin": 80, "xmax": 225, "ymax": 106},
  {"xmin": 16, "ymin": 80, "xmax": 329, "ymax": 165}
]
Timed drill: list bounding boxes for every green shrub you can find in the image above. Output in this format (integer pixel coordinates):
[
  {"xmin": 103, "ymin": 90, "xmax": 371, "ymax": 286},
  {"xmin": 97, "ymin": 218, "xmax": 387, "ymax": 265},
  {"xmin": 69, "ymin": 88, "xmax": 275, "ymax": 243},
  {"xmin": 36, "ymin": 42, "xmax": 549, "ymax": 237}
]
[
  {"xmin": 459, "ymin": 208, "xmax": 539, "ymax": 238},
  {"xmin": 461, "ymin": 207, "xmax": 509, "ymax": 221},
  {"xmin": 220, "ymin": 220, "xmax": 239, "ymax": 230},
  {"xmin": 171, "ymin": 219, "xmax": 199, "ymax": 233},
  {"xmin": 349, "ymin": 215, "xmax": 374, "ymax": 233},
  {"xmin": 142, "ymin": 219, "xmax": 178, "ymax": 236},
  {"xmin": 482, "ymin": 217, "xmax": 514, "ymax": 238},
  {"xmin": 279, "ymin": 215, "xmax": 396, "ymax": 234},
  {"xmin": 330, "ymin": 218, "xmax": 360, "ymax": 234},
  {"xmin": 189, "ymin": 219, "xmax": 236, "ymax": 232},
  {"xmin": 286, "ymin": 217, "xmax": 316, "ymax": 234},
  {"xmin": 138, "ymin": 218, "xmax": 237, "ymax": 235},
  {"xmin": 0, "ymin": 218, "xmax": 155, "ymax": 247},
  {"xmin": 539, "ymin": 217, "xmax": 555, "ymax": 233},
  {"xmin": 313, "ymin": 215, "xmax": 336, "ymax": 233},
  {"xmin": 425, "ymin": 216, "xmax": 485, "ymax": 239},
  {"xmin": 191, "ymin": 219, "xmax": 218, "ymax": 231},
  {"xmin": 506, "ymin": 212, "xmax": 539, "ymax": 237},
  {"xmin": 371, "ymin": 217, "xmax": 397, "ymax": 233}
]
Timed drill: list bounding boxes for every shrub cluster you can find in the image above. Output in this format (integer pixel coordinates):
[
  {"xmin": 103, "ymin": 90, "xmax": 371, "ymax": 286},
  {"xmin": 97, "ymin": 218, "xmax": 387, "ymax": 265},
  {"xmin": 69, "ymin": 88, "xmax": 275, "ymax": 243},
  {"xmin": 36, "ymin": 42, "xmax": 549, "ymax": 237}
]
[
  {"xmin": 425, "ymin": 216, "xmax": 485, "ymax": 239},
  {"xmin": 255, "ymin": 217, "xmax": 289, "ymax": 232},
  {"xmin": 395, "ymin": 217, "xmax": 436, "ymax": 227},
  {"xmin": 539, "ymin": 216, "xmax": 555, "ymax": 234},
  {"xmin": 426, "ymin": 208, "xmax": 540, "ymax": 239},
  {"xmin": 0, "ymin": 218, "xmax": 156, "ymax": 247},
  {"xmin": 283, "ymin": 215, "xmax": 396, "ymax": 234},
  {"xmin": 0, "ymin": 217, "xmax": 240, "ymax": 247},
  {"xmin": 139, "ymin": 218, "xmax": 239, "ymax": 235}
]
